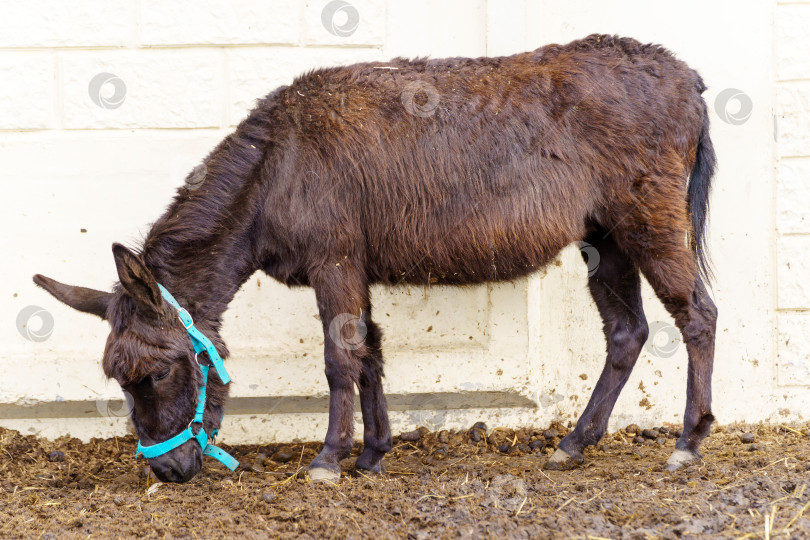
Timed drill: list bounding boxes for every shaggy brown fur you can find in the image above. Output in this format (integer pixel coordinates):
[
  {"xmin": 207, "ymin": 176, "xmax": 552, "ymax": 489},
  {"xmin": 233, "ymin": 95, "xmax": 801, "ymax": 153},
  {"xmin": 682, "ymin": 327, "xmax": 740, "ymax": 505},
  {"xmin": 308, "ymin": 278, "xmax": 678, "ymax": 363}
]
[{"xmin": 34, "ymin": 34, "xmax": 717, "ymax": 482}]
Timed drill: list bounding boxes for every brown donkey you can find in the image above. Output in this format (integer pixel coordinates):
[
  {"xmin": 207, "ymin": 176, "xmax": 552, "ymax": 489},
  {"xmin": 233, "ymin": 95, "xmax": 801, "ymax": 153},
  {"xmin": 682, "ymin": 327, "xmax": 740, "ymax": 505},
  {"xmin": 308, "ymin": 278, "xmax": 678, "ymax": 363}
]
[{"xmin": 34, "ymin": 34, "xmax": 717, "ymax": 483}]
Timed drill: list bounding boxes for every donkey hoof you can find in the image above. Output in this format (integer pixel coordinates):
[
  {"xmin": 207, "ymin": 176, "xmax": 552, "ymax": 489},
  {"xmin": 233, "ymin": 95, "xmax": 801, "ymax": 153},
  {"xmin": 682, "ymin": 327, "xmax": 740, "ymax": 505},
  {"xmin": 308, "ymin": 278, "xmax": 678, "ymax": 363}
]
[
  {"xmin": 665, "ymin": 449, "xmax": 698, "ymax": 471},
  {"xmin": 308, "ymin": 466, "xmax": 341, "ymax": 483},
  {"xmin": 353, "ymin": 461, "xmax": 385, "ymax": 476},
  {"xmin": 543, "ymin": 448, "xmax": 584, "ymax": 471},
  {"xmin": 354, "ymin": 453, "xmax": 385, "ymax": 475}
]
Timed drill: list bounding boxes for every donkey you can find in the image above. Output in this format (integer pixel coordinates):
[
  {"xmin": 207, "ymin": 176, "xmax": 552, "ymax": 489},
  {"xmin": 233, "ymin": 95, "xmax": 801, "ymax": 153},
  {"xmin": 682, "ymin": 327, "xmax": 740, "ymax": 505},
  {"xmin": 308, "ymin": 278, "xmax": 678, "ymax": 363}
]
[{"xmin": 34, "ymin": 34, "xmax": 717, "ymax": 483}]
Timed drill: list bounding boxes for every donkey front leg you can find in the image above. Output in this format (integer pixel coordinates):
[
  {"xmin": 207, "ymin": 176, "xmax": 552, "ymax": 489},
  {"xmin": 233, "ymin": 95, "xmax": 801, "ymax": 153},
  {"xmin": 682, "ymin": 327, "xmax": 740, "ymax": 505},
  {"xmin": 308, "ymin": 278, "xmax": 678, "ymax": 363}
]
[
  {"xmin": 308, "ymin": 272, "xmax": 368, "ymax": 482},
  {"xmin": 354, "ymin": 309, "xmax": 392, "ymax": 474}
]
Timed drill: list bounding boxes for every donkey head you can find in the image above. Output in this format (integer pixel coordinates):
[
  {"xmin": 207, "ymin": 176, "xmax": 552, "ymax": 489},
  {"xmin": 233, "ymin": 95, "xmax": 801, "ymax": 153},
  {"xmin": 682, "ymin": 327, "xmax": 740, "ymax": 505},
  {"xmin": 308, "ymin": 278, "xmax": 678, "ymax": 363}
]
[{"xmin": 34, "ymin": 244, "xmax": 228, "ymax": 483}]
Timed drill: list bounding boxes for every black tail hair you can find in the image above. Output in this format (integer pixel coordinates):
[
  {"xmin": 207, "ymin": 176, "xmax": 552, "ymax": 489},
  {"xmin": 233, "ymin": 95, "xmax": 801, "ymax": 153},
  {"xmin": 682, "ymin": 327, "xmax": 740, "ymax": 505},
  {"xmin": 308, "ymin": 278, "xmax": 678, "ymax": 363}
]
[{"xmin": 688, "ymin": 99, "xmax": 717, "ymax": 285}]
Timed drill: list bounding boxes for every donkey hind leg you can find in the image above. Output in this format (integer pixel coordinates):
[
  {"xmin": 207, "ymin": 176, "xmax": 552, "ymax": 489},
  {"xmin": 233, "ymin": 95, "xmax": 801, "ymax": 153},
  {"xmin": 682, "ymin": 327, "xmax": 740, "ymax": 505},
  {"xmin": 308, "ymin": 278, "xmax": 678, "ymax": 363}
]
[
  {"xmin": 545, "ymin": 232, "xmax": 649, "ymax": 470},
  {"xmin": 353, "ymin": 308, "xmax": 393, "ymax": 473},
  {"xmin": 612, "ymin": 192, "xmax": 718, "ymax": 470},
  {"xmin": 660, "ymin": 277, "xmax": 717, "ymax": 471},
  {"xmin": 308, "ymin": 274, "xmax": 369, "ymax": 482}
]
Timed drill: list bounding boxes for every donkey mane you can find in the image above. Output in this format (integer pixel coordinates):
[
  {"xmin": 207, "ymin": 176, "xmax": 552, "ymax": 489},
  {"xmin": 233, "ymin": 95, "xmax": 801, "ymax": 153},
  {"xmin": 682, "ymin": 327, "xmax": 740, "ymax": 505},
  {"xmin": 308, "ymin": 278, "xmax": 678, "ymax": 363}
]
[{"xmin": 137, "ymin": 91, "xmax": 289, "ymax": 312}]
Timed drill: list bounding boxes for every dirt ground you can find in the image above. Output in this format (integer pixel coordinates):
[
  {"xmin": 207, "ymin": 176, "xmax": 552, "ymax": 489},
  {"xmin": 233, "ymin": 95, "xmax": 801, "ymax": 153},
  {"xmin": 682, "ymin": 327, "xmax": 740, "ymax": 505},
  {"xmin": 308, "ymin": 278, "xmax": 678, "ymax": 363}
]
[{"xmin": 1, "ymin": 422, "xmax": 809, "ymax": 539}]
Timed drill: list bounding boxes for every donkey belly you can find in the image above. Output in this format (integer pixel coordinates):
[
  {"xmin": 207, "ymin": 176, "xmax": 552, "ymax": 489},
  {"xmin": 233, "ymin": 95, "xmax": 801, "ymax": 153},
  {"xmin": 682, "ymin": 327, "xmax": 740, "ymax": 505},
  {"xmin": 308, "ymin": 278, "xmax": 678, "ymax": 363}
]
[
  {"xmin": 366, "ymin": 189, "xmax": 585, "ymax": 286},
  {"xmin": 371, "ymin": 238, "xmax": 559, "ymax": 286}
]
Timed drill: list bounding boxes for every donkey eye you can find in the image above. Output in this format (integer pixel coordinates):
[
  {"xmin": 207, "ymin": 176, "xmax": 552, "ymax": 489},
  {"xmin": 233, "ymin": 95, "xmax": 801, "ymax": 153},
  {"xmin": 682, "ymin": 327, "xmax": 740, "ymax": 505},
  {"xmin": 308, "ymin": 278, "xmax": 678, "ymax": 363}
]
[{"xmin": 153, "ymin": 368, "xmax": 171, "ymax": 382}]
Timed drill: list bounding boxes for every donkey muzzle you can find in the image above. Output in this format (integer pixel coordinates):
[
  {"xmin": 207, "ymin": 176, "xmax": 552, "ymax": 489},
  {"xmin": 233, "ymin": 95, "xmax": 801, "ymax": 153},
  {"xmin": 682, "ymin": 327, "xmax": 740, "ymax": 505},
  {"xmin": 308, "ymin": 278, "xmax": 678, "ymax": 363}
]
[{"xmin": 148, "ymin": 441, "xmax": 202, "ymax": 483}]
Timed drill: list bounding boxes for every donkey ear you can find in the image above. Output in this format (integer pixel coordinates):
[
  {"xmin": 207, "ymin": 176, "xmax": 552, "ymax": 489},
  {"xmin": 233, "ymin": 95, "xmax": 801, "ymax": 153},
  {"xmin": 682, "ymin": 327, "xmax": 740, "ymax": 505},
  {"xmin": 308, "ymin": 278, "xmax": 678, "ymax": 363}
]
[
  {"xmin": 33, "ymin": 274, "xmax": 112, "ymax": 319},
  {"xmin": 112, "ymin": 243, "xmax": 163, "ymax": 314}
]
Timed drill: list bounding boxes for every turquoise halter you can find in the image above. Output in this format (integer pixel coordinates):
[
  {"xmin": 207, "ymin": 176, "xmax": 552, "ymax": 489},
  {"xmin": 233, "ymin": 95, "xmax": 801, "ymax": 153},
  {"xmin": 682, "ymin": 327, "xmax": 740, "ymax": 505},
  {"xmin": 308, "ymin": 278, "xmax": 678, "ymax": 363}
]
[{"xmin": 134, "ymin": 284, "xmax": 239, "ymax": 472}]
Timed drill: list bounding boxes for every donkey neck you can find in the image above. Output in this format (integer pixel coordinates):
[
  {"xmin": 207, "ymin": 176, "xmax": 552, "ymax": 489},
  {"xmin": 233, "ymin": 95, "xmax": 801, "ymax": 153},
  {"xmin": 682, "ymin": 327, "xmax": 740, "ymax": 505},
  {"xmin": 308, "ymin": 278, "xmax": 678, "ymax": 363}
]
[
  {"xmin": 140, "ymin": 105, "xmax": 275, "ymax": 324},
  {"xmin": 141, "ymin": 147, "xmax": 269, "ymax": 324},
  {"xmin": 141, "ymin": 201, "xmax": 260, "ymax": 324}
]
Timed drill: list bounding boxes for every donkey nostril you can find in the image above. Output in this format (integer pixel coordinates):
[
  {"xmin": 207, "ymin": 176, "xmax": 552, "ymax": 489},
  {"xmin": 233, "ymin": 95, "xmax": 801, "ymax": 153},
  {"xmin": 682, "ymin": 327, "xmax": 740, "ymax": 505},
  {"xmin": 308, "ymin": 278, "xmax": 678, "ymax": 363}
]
[{"xmin": 151, "ymin": 458, "xmax": 187, "ymax": 483}]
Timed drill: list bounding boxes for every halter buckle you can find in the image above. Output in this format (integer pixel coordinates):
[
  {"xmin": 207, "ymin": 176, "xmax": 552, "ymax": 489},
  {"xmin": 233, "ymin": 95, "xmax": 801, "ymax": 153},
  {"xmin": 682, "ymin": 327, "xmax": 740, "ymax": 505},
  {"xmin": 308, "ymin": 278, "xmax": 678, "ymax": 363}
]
[{"xmin": 177, "ymin": 308, "xmax": 193, "ymax": 329}]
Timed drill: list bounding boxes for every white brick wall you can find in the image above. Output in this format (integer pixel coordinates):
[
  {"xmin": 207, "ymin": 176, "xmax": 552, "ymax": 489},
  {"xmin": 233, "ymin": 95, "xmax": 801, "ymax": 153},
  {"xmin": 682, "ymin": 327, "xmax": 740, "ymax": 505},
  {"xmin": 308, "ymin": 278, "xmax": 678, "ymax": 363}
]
[
  {"xmin": 61, "ymin": 50, "xmax": 223, "ymax": 129},
  {"xmin": 0, "ymin": 53, "xmax": 53, "ymax": 129},
  {"xmin": 303, "ymin": 0, "xmax": 385, "ymax": 46},
  {"xmin": 776, "ymin": 3, "xmax": 810, "ymax": 81},
  {"xmin": 776, "ymin": 82, "xmax": 810, "ymax": 157},
  {"xmin": 778, "ymin": 311, "xmax": 810, "ymax": 386},
  {"xmin": 777, "ymin": 236, "xmax": 810, "ymax": 309},
  {"xmin": 778, "ymin": 159, "xmax": 810, "ymax": 233},
  {"xmin": 0, "ymin": 1, "xmax": 131, "ymax": 48},
  {"xmin": 0, "ymin": 0, "xmax": 387, "ymax": 132},
  {"xmin": 776, "ymin": 0, "xmax": 810, "ymax": 386},
  {"xmin": 139, "ymin": 0, "xmax": 299, "ymax": 46},
  {"xmin": 1, "ymin": 0, "xmax": 809, "ymax": 442}
]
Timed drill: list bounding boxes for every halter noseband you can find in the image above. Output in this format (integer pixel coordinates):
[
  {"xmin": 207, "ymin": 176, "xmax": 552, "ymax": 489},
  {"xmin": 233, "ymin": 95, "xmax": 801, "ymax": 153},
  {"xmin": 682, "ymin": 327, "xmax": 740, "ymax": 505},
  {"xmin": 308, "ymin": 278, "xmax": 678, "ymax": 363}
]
[{"xmin": 134, "ymin": 284, "xmax": 239, "ymax": 472}]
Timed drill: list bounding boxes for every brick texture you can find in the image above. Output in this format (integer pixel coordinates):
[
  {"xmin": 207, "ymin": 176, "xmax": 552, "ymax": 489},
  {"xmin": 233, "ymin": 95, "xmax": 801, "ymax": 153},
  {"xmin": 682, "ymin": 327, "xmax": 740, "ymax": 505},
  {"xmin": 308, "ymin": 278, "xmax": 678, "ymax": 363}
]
[
  {"xmin": 0, "ymin": 0, "xmax": 130, "ymax": 48},
  {"xmin": 776, "ymin": 82, "xmax": 810, "ymax": 158},
  {"xmin": 776, "ymin": 1, "xmax": 810, "ymax": 388},
  {"xmin": 139, "ymin": 0, "xmax": 298, "ymax": 46},
  {"xmin": 777, "ymin": 236, "xmax": 810, "ymax": 310},
  {"xmin": 777, "ymin": 159, "xmax": 810, "ymax": 234},
  {"xmin": 778, "ymin": 311, "xmax": 810, "ymax": 386},
  {"xmin": 776, "ymin": 4, "xmax": 810, "ymax": 81},
  {"xmin": 303, "ymin": 0, "xmax": 385, "ymax": 46},
  {"xmin": 60, "ymin": 51, "xmax": 222, "ymax": 129},
  {"xmin": 0, "ymin": 53, "xmax": 53, "ymax": 129}
]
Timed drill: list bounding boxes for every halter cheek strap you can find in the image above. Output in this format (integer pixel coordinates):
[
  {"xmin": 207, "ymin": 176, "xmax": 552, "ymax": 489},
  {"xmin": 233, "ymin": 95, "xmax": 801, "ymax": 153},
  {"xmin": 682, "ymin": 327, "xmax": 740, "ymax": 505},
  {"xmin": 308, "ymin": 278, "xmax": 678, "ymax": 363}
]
[
  {"xmin": 134, "ymin": 284, "xmax": 239, "ymax": 472},
  {"xmin": 158, "ymin": 284, "xmax": 230, "ymax": 385}
]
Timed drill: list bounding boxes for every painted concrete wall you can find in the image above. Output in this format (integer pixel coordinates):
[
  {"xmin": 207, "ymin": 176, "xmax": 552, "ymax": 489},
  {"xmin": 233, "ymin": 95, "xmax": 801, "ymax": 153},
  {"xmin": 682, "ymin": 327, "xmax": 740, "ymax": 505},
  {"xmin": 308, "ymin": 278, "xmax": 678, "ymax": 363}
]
[{"xmin": 1, "ymin": 0, "xmax": 807, "ymax": 444}]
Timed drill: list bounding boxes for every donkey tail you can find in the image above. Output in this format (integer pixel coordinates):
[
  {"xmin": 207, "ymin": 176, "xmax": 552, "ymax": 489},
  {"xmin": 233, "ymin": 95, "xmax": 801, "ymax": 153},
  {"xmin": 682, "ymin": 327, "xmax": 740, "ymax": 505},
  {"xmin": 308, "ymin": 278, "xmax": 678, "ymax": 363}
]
[{"xmin": 688, "ymin": 98, "xmax": 717, "ymax": 285}]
